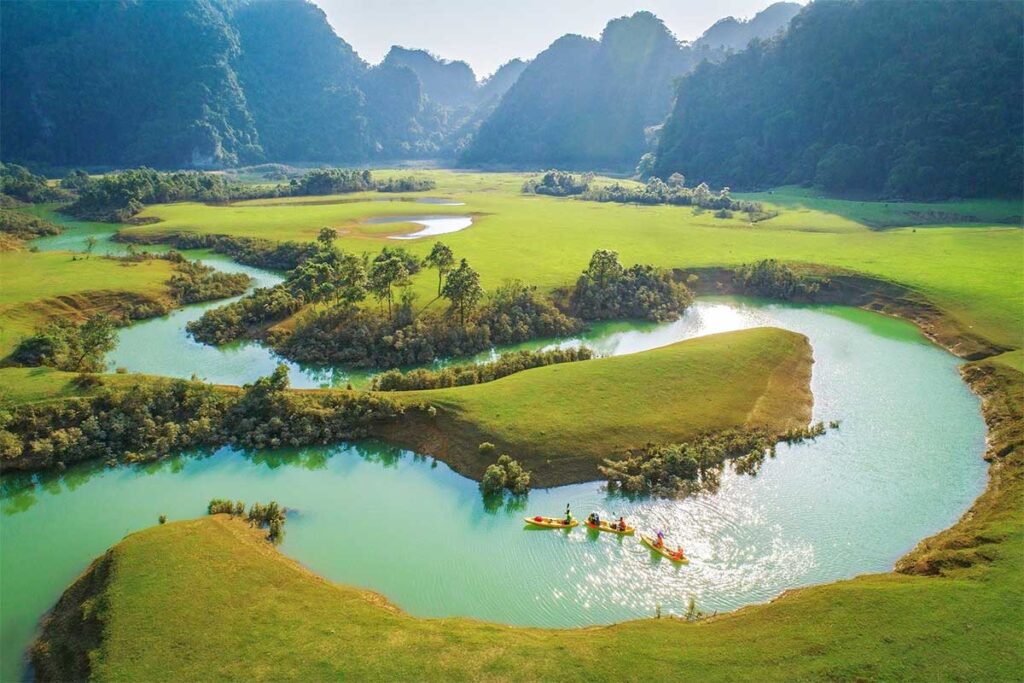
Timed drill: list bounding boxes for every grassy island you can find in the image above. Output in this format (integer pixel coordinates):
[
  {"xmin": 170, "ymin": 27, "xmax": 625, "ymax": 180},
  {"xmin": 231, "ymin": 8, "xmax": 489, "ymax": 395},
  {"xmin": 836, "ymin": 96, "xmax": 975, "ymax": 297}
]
[{"xmin": 377, "ymin": 327, "xmax": 813, "ymax": 485}]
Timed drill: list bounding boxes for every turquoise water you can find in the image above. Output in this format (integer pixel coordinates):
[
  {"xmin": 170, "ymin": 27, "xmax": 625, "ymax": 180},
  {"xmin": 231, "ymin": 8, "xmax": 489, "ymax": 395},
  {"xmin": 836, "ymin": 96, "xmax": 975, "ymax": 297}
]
[
  {"xmin": 0, "ymin": 300, "xmax": 987, "ymax": 680},
  {"xmin": 1, "ymin": 214, "xmax": 988, "ymax": 680}
]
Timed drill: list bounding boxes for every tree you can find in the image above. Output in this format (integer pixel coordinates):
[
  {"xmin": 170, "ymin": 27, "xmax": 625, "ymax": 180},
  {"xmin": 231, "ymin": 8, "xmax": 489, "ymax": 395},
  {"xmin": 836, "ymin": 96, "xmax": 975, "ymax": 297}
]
[
  {"xmin": 84, "ymin": 236, "xmax": 97, "ymax": 259},
  {"xmin": 442, "ymin": 258, "xmax": 484, "ymax": 326},
  {"xmin": 368, "ymin": 256, "xmax": 409, "ymax": 318},
  {"xmin": 584, "ymin": 249, "xmax": 623, "ymax": 287},
  {"xmin": 316, "ymin": 227, "xmax": 338, "ymax": 249},
  {"xmin": 13, "ymin": 313, "xmax": 119, "ymax": 372},
  {"xmin": 424, "ymin": 241, "xmax": 454, "ymax": 296}
]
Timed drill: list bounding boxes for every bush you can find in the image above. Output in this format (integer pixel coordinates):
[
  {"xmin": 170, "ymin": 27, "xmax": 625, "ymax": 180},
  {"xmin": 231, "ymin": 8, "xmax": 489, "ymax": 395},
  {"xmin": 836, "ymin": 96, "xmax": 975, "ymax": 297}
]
[
  {"xmin": 478, "ymin": 453, "xmax": 531, "ymax": 496},
  {"xmin": 581, "ymin": 177, "xmax": 761, "ymax": 212}
]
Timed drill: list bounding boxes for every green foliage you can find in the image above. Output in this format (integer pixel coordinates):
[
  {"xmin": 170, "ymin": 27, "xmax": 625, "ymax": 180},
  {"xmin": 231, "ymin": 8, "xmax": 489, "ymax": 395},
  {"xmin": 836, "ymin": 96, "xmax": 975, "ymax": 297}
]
[
  {"xmin": 165, "ymin": 258, "xmax": 251, "ymax": 304},
  {"xmin": 0, "ymin": 163, "xmax": 66, "ymax": 203},
  {"xmin": 0, "ymin": 208, "xmax": 62, "ymax": 241},
  {"xmin": 376, "ymin": 176, "xmax": 437, "ymax": 193},
  {"xmin": 570, "ymin": 250, "xmax": 693, "ymax": 322},
  {"xmin": 733, "ymin": 260, "xmax": 822, "ymax": 300},
  {"xmin": 442, "ymin": 259, "xmax": 484, "ymax": 325},
  {"xmin": 522, "ymin": 171, "xmax": 593, "ymax": 197},
  {"xmin": 12, "ymin": 314, "xmax": 117, "ymax": 373},
  {"xmin": 187, "ymin": 285, "xmax": 303, "ymax": 345},
  {"xmin": 289, "ymin": 169, "xmax": 373, "ymax": 196},
  {"xmin": 479, "ymin": 453, "xmax": 531, "ymax": 496},
  {"xmin": 370, "ymin": 347, "xmax": 593, "ymax": 391},
  {"xmin": 1, "ymin": 369, "xmax": 403, "ymax": 471},
  {"xmin": 654, "ymin": 0, "xmax": 1024, "ymax": 199},
  {"xmin": 582, "ymin": 177, "xmax": 760, "ymax": 212},
  {"xmin": 146, "ymin": 233, "xmax": 318, "ymax": 271},
  {"xmin": 279, "ymin": 278, "xmax": 580, "ymax": 368},
  {"xmin": 424, "ymin": 242, "xmax": 455, "ymax": 296}
]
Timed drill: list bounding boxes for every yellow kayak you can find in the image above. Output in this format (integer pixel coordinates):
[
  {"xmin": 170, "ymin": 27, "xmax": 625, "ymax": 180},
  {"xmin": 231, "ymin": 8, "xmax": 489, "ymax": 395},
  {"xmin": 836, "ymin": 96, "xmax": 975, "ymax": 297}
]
[
  {"xmin": 524, "ymin": 515, "xmax": 578, "ymax": 529},
  {"xmin": 585, "ymin": 520, "xmax": 635, "ymax": 535},
  {"xmin": 640, "ymin": 534, "xmax": 689, "ymax": 564}
]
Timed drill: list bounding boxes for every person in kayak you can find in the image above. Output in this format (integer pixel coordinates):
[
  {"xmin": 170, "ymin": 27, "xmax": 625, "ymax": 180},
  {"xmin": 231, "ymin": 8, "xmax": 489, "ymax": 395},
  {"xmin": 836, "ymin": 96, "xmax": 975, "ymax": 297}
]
[
  {"xmin": 671, "ymin": 546, "xmax": 685, "ymax": 561},
  {"xmin": 587, "ymin": 512, "xmax": 600, "ymax": 526},
  {"xmin": 655, "ymin": 530, "xmax": 665, "ymax": 549},
  {"xmin": 563, "ymin": 504, "xmax": 573, "ymax": 526},
  {"xmin": 616, "ymin": 517, "xmax": 627, "ymax": 532}
]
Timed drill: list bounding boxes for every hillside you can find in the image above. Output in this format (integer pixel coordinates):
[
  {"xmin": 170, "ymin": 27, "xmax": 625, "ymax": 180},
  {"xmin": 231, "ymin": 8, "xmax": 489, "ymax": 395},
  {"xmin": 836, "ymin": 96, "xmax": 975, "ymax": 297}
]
[
  {"xmin": 654, "ymin": 0, "xmax": 1024, "ymax": 199},
  {"xmin": 693, "ymin": 1, "xmax": 800, "ymax": 51}
]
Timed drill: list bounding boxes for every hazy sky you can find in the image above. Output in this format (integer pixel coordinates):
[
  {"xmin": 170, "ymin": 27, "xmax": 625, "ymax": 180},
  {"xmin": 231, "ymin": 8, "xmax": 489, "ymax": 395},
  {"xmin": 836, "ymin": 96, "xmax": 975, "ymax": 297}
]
[{"xmin": 314, "ymin": 0, "xmax": 806, "ymax": 78}]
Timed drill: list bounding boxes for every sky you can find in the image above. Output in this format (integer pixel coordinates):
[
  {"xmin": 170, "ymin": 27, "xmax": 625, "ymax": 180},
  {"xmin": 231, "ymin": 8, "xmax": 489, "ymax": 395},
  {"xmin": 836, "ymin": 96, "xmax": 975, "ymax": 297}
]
[{"xmin": 314, "ymin": 0, "xmax": 806, "ymax": 79}]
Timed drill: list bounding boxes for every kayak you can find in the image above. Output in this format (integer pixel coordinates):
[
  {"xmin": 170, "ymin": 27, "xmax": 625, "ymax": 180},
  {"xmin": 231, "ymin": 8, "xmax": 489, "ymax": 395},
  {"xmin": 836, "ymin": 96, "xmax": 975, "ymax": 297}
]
[
  {"xmin": 640, "ymin": 534, "xmax": 689, "ymax": 564},
  {"xmin": 524, "ymin": 515, "xmax": 578, "ymax": 529},
  {"xmin": 585, "ymin": 520, "xmax": 635, "ymax": 535}
]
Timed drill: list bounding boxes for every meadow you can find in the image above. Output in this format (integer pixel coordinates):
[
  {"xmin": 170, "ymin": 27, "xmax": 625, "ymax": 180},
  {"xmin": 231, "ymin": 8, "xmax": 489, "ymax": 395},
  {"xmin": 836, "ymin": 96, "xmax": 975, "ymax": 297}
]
[
  {"xmin": 0, "ymin": 251, "xmax": 174, "ymax": 355},
  {"xmin": 119, "ymin": 171, "xmax": 1023, "ymax": 351}
]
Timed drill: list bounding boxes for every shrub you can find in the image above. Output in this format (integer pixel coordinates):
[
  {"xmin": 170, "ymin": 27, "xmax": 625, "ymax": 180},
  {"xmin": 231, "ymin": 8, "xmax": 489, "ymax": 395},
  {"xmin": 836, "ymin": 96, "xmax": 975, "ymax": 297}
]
[
  {"xmin": 478, "ymin": 453, "xmax": 531, "ymax": 496},
  {"xmin": 570, "ymin": 250, "xmax": 693, "ymax": 322},
  {"xmin": 370, "ymin": 348, "xmax": 593, "ymax": 391},
  {"xmin": 522, "ymin": 170, "xmax": 592, "ymax": 196}
]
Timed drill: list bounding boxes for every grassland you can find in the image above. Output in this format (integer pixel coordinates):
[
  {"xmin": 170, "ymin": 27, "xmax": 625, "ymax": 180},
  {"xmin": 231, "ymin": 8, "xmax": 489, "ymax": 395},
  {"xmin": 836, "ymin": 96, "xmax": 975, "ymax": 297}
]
[
  {"xmin": 0, "ymin": 250, "xmax": 175, "ymax": 355},
  {"xmin": 117, "ymin": 170, "xmax": 1024, "ymax": 351},
  {"xmin": 379, "ymin": 327, "xmax": 812, "ymax": 485},
  {"xmin": 34, "ymin": 507, "xmax": 1021, "ymax": 682}
]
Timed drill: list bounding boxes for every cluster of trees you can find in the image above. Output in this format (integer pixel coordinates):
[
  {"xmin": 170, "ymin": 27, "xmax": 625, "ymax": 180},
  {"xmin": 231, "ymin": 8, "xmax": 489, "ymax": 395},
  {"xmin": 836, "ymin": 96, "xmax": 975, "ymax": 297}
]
[
  {"xmin": 188, "ymin": 285, "xmax": 302, "ymax": 345},
  {"xmin": 733, "ymin": 259, "xmax": 823, "ymax": 300},
  {"xmin": 479, "ymin": 445, "xmax": 531, "ymax": 496},
  {"xmin": 206, "ymin": 498, "xmax": 286, "ymax": 540},
  {"xmin": 0, "ymin": 163, "xmax": 67, "ymax": 204},
  {"xmin": 280, "ymin": 276, "xmax": 579, "ymax": 367},
  {"xmin": 521, "ymin": 170, "xmax": 593, "ymax": 197},
  {"xmin": 11, "ymin": 314, "xmax": 118, "ymax": 372},
  {"xmin": 582, "ymin": 175, "xmax": 763, "ymax": 214},
  {"xmin": 165, "ymin": 257, "xmax": 251, "ymax": 304},
  {"xmin": 601, "ymin": 422, "xmax": 829, "ymax": 497},
  {"xmin": 369, "ymin": 347, "xmax": 593, "ymax": 391},
  {"xmin": 0, "ymin": 208, "xmax": 62, "ymax": 242},
  {"xmin": 134, "ymin": 233, "xmax": 318, "ymax": 271},
  {"xmin": 67, "ymin": 168, "xmax": 253, "ymax": 221},
  {"xmin": 60, "ymin": 167, "xmax": 437, "ymax": 223},
  {"xmin": 654, "ymin": 0, "xmax": 1023, "ymax": 199},
  {"xmin": 0, "ymin": 366, "xmax": 404, "ymax": 472},
  {"xmin": 569, "ymin": 249, "xmax": 692, "ymax": 322}
]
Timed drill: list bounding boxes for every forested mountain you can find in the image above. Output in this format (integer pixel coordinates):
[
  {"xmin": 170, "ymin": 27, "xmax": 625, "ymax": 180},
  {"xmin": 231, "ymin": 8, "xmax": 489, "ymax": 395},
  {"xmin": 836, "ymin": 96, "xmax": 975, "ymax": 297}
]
[
  {"xmin": 0, "ymin": 0, "xmax": 485, "ymax": 167},
  {"xmin": 382, "ymin": 47, "xmax": 477, "ymax": 108},
  {"xmin": 460, "ymin": 6, "xmax": 799, "ymax": 170},
  {"xmin": 1, "ymin": 0, "xmax": 261, "ymax": 167},
  {"xmin": 654, "ymin": 0, "xmax": 1024, "ymax": 199},
  {"xmin": 693, "ymin": 2, "xmax": 800, "ymax": 51}
]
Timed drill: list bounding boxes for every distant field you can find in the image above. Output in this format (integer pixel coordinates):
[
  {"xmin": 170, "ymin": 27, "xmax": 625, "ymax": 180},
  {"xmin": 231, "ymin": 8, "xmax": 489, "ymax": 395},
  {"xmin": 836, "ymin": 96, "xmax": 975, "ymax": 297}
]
[
  {"xmin": 386, "ymin": 327, "xmax": 812, "ymax": 483},
  {"xmin": 0, "ymin": 251, "xmax": 174, "ymax": 355},
  {"xmin": 117, "ymin": 170, "xmax": 1024, "ymax": 351}
]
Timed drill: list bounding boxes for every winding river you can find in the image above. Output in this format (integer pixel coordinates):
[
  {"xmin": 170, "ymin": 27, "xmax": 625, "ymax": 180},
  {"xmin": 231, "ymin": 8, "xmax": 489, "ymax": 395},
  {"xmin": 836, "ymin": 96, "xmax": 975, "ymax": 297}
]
[{"xmin": 0, "ymin": 218, "xmax": 988, "ymax": 680}]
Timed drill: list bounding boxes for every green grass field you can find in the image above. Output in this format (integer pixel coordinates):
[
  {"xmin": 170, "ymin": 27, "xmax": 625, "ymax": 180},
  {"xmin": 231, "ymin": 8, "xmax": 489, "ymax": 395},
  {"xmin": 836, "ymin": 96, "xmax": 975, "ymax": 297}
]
[
  {"xmin": 0, "ymin": 250, "xmax": 174, "ymax": 355},
  {"xmin": 383, "ymin": 328, "xmax": 812, "ymax": 484},
  {"xmin": 36, "ymin": 511, "xmax": 1019, "ymax": 681},
  {"xmin": 118, "ymin": 171, "xmax": 1023, "ymax": 350}
]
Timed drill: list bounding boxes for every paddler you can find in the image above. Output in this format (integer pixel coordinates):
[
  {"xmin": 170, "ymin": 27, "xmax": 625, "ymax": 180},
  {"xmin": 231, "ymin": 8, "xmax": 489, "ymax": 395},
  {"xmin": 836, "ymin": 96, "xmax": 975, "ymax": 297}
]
[
  {"xmin": 616, "ymin": 516, "xmax": 627, "ymax": 532},
  {"xmin": 655, "ymin": 530, "xmax": 665, "ymax": 549},
  {"xmin": 563, "ymin": 503, "xmax": 572, "ymax": 526}
]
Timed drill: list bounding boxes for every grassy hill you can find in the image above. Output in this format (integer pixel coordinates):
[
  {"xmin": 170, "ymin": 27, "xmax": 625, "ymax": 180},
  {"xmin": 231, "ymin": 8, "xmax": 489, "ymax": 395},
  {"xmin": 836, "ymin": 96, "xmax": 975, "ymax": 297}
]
[
  {"xmin": 34, "ymin": 497, "xmax": 1021, "ymax": 682},
  {"xmin": 379, "ymin": 327, "xmax": 813, "ymax": 485}
]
